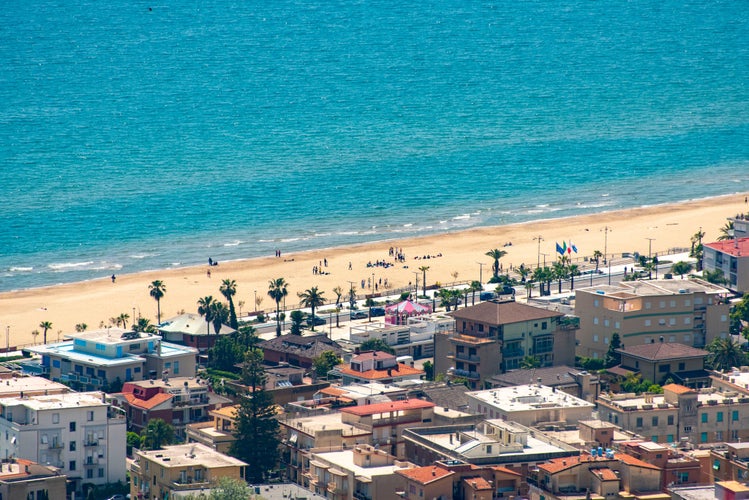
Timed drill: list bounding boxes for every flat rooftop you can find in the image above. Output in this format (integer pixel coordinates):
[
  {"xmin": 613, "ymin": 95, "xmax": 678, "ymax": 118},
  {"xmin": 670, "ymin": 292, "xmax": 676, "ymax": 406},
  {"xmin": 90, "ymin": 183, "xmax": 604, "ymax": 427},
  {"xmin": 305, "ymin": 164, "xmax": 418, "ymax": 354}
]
[
  {"xmin": 415, "ymin": 429, "xmax": 570, "ymax": 459},
  {"xmin": 28, "ymin": 340, "xmax": 196, "ymax": 366},
  {"xmin": 467, "ymin": 384, "xmax": 594, "ymax": 412},
  {"xmin": 65, "ymin": 328, "xmax": 160, "ymax": 344},
  {"xmin": 139, "ymin": 442, "xmax": 247, "ymax": 468},
  {"xmin": 0, "ymin": 391, "xmax": 108, "ymax": 410},
  {"xmin": 0, "ymin": 376, "xmax": 70, "ymax": 396},
  {"xmin": 313, "ymin": 449, "xmax": 412, "ymax": 478},
  {"xmin": 283, "ymin": 412, "xmax": 369, "ymax": 437},
  {"xmin": 578, "ymin": 279, "xmax": 726, "ymax": 298}
]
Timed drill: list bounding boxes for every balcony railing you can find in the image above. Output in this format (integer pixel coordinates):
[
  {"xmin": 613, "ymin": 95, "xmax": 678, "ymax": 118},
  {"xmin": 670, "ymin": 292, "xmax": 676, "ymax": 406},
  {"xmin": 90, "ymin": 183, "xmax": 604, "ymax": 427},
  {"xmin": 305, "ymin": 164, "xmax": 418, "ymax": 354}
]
[
  {"xmin": 454, "ymin": 352, "xmax": 480, "ymax": 362},
  {"xmin": 453, "ymin": 369, "xmax": 480, "ymax": 379},
  {"xmin": 328, "ymin": 482, "xmax": 348, "ymax": 494},
  {"xmin": 84, "ymin": 439, "xmax": 99, "ymax": 447},
  {"xmin": 501, "ymin": 347, "xmax": 524, "ymax": 358}
]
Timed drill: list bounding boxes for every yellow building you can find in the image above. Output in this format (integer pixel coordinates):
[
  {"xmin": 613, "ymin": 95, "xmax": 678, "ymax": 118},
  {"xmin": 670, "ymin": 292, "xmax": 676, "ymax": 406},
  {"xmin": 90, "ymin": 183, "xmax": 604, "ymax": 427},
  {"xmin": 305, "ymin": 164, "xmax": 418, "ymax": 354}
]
[
  {"xmin": 186, "ymin": 405, "xmax": 238, "ymax": 454},
  {"xmin": 130, "ymin": 442, "xmax": 247, "ymax": 499}
]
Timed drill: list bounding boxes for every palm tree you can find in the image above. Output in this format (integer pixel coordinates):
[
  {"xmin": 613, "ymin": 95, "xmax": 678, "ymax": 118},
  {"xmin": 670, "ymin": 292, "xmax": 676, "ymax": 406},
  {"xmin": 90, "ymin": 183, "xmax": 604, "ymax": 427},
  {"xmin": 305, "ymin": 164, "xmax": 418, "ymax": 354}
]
[
  {"xmin": 437, "ymin": 289, "xmax": 453, "ymax": 312},
  {"xmin": 485, "ymin": 249, "xmax": 507, "ymax": 278},
  {"xmin": 133, "ymin": 318, "xmax": 155, "ymax": 333},
  {"xmin": 552, "ymin": 259, "xmax": 568, "ymax": 294},
  {"xmin": 118, "ymin": 313, "xmax": 130, "ymax": 329},
  {"xmin": 332, "ymin": 286, "xmax": 343, "ymax": 308},
  {"xmin": 268, "ymin": 278, "xmax": 288, "ymax": 336},
  {"xmin": 39, "ymin": 321, "xmax": 52, "ymax": 345},
  {"xmin": 298, "ymin": 287, "xmax": 326, "ymax": 331},
  {"xmin": 469, "ymin": 280, "xmax": 482, "ymax": 305},
  {"xmin": 592, "ymin": 250, "xmax": 603, "ymax": 273},
  {"xmin": 525, "ymin": 281, "xmax": 535, "ymax": 300},
  {"xmin": 520, "ymin": 355, "xmax": 541, "ymax": 369},
  {"xmin": 31, "ymin": 329, "xmax": 40, "ymax": 345},
  {"xmin": 703, "ymin": 268, "xmax": 728, "ymax": 285},
  {"xmin": 718, "ymin": 221, "xmax": 735, "ymax": 241},
  {"xmin": 515, "ymin": 264, "xmax": 530, "ymax": 283},
  {"xmin": 419, "ymin": 266, "xmax": 430, "ymax": 298},
  {"xmin": 707, "ymin": 338, "xmax": 746, "ymax": 372},
  {"xmin": 671, "ymin": 261, "xmax": 694, "ymax": 279},
  {"xmin": 148, "ymin": 280, "xmax": 166, "ymax": 324},
  {"xmin": 197, "ymin": 296, "xmax": 216, "ymax": 335},
  {"xmin": 568, "ymin": 264, "xmax": 581, "ymax": 290},
  {"xmin": 211, "ymin": 302, "xmax": 229, "ymax": 335},
  {"xmin": 75, "ymin": 323, "xmax": 88, "ymax": 332},
  {"xmin": 690, "ymin": 229, "xmax": 705, "ymax": 271},
  {"xmin": 219, "ymin": 279, "xmax": 239, "ymax": 329}
]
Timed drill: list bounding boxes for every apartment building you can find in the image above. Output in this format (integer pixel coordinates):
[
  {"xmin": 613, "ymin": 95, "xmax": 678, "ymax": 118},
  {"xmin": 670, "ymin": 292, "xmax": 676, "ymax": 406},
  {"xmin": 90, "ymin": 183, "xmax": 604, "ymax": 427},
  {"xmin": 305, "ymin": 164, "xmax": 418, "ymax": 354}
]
[
  {"xmin": 186, "ymin": 405, "xmax": 238, "ymax": 454},
  {"xmin": 130, "ymin": 443, "xmax": 247, "ymax": 500},
  {"xmin": 402, "ymin": 419, "xmax": 579, "ymax": 469},
  {"xmin": 0, "ymin": 459, "xmax": 67, "ymax": 500},
  {"xmin": 598, "ymin": 383, "xmax": 749, "ymax": 445},
  {"xmin": 487, "ymin": 365, "xmax": 600, "ymax": 402},
  {"xmin": 259, "ymin": 334, "xmax": 346, "ymax": 369},
  {"xmin": 115, "ymin": 377, "xmax": 230, "ymax": 438},
  {"xmin": 396, "ymin": 462, "xmax": 523, "ymax": 500},
  {"xmin": 704, "ymin": 237, "xmax": 749, "ymax": 293},
  {"xmin": 0, "ymin": 391, "xmax": 126, "ymax": 495},
  {"xmin": 527, "ymin": 451, "xmax": 666, "ymax": 500},
  {"xmin": 349, "ymin": 314, "xmax": 453, "ymax": 359},
  {"xmin": 465, "ymin": 384, "xmax": 595, "ymax": 427},
  {"xmin": 434, "ymin": 300, "xmax": 576, "ymax": 390},
  {"xmin": 27, "ymin": 328, "xmax": 197, "ymax": 390},
  {"xmin": 305, "ymin": 444, "xmax": 414, "ymax": 500},
  {"xmin": 340, "ymin": 399, "xmax": 436, "ymax": 459},
  {"xmin": 158, "ymin": 312, "xmax": 236, "ymax": 355},
  {"xmin": 613, "ymin": 341, "xmax": 710, "ymax": 388},
  {"xmin": 575, "ymin": 279, "xmax": 729, "ymax": 359},
  {"xmin": 330, "ymin": 351, "xmax": 424, "ymax": 385}
]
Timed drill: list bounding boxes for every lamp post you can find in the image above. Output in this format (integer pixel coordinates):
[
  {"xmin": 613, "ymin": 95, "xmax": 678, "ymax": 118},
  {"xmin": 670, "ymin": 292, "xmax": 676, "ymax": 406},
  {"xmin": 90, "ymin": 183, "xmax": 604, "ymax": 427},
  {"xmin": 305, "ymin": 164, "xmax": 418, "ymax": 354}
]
[
  {"xmin": 371, "ymin": 273, "xmax": 375, "ymax": 291},
  {"xmin": 646, "ymin": 238, "xmax": 656, "ymax": 279},
  {"xmin": 477, "ymin": 262, "xmax": 484, "ymax": 285},
  {"xmin": 5, "ymin": 326, "xmax": 8, "ymax": 355},
  {"xmin": 602, "ymin": 226, "xmax": 611, "ymax": 264},
  {"xmin": 540, "ymin": 253, "xmax": 549, "ymax": 267},
  {"xmin": 646, "ymin": 238, "xmax": 655, "ymax": 260},
  {"xmin": 413, "ymin": 272, "xmax": 420, "ymax": 297},
  {"xmin": 254, "ymin": 290, "xmax": 257, "ymax": 312},
  {"xmin": 347, "ymin": 280, "xmax": 356, "ymax": 311},
  {"xmin": 533, "ymin": 236, "xmax": 544, "ymax": 268}
]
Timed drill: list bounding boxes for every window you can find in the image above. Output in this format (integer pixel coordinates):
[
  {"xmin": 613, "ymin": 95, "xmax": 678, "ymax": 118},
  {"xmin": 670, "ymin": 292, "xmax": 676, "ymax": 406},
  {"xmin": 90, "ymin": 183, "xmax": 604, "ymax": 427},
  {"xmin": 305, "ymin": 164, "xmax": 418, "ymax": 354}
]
[
  {"xmin": 604, "ymin": 337, "xmax": 609, "ymax": 345},
  {"xmin": 652, "ymin": 416, "xmax": 659, "ymax": 426},
  {"xmin": 660, "ymin": 301, "xmax": 666, "ymax": 309},
  {"xmin": 52, "ymin": 360, "xmax": 60, "ymax": 368},
  {"xmin": 69, "ymin": 461, "xmax": 76, "ymax": 471},
  {"xmin": 684, "ymin": 317, "xmax": 691, "ymax": 325},
  {"xmin": 87, "ymin": 411, "xmax": 94, "ymax": 422},
  {"xmin": 636, "ymin": 417, "xmax": 643, "ymax": 427},
  {"xmin": 594, "ymin": 299, "xmax": 600, "ymax": 307},
  {"xmin": 659, "ymin": 364, "xmax": 670, "ymax": 373},
  {"xmin": 615, "ymin": 321, "xmax": 620, "ymax": 329},
  {"xmin": 87, "ymin": 469, "xmax": 93, "ymax": 479},
  {"xmin": 69, "ymin": 422, "xmax": 76, "ymax": 432},
  {"xmin": 684, "ymin": 334, "xmax": 691, "ymax": 343},
  {"xmin": 670, "ymin": 300, "xmax": 676, "ymax": 307},
  {"xmin": 733, "ymin": 410, "xmax": 739, "ymax": 422},
  {"xmin": 733, "ymin": 430, "xmax": 740, "ymax": 441},
  {"xmin": 594, "ymin": 317, "xmax": 599, "ymax": 325},
  {"xmin": 645, "ymin": 320, "xmax": 652, "ymax": 326},
  {"xmin": 717, "ymin": 412, "xmax": 724, "ymax": 422},
  {"xmin": 667, "ymin": 434, "xmax": 674, "ymax": 443},
  {"xmin": 69, "ymin": 441, "xmax": 76, "ymax": 451},
  {"xmin": 97, "ymin": 369, "xmax": 105, "ymax": 378},
  {"xmin": 669, "ymin": 318, "xmax": 676, "ymax": 326},
  {"xmin": 173, "ymin": 361, "xmax": 180, "ymax": 374},
  {"xmin": 129, "ymin": 343, "xmax": 140, "ymax": 351},
  {"xmin": 716, "ymin": 431, "xmax": 723, "ymax": 441},
  {"xmin": 684, "ymin": 299, "xmax": 691, "ymax": 306},
  {"xmin": 668, "ymin": 415, "xmax": 674, "ymax": 425},
  {"xmin": 542, "ymin": 322, "xmax": 547, "ymax": 330},
  {"xmin": 645, "ymin": 302, "xmax": 651, "ymax": 309},
  {"xmin": 701, "ymin": 432, "xmax": 708, "ymax": 443},
  {"xmin": 684, "ymin": 426, "xmax": 692, "ymax": 433},
  {"xmin": 721, "ymin": 315, "xmax": 728, "ymax": 322},
  {"xmin": 52, "ymin": 413, "xmax": 59, "ymax": 424},
  {"xmin": 593, "ymin": 335, "xmax": 599, "ymax": 342},
  {"xmin": 604, "ymin": 319, "xmax": 610, "ymax": 327},
  {"xmin": 701, "ymin": 414, "xmax": 708, "ymax": 423},
  {"xmin": 652, "ymin": 436, "xmax": 658, "ymax": 442}
]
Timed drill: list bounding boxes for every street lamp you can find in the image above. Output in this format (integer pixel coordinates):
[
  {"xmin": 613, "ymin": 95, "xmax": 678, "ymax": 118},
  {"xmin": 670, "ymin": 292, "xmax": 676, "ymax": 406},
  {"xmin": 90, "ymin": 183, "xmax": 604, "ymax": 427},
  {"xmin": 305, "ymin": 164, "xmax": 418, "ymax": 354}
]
[
  {"xmin": 477, "ymin": 262, "xmax": 484, "ymax": 285},
  {"xmin": 413, "ymin": 272, "xmax": 419, "ymax": 297},
  {"xmin": 602, "ymin": 226, "xmax": 612, "ymax": 264},
  {"xmin": 5, "ymin": 326, "xmax": 8, "ymax": 355},
  {"xmin": 533, "ymin": 236, "xmax": 544, "ymax": 268},
  {"xmin": 540, "ymin": 253, "xmax": 549, "ymax": 267},
  {"xmin": 254, "ymin": 290, "xmax": 257, "ymax": 312}
]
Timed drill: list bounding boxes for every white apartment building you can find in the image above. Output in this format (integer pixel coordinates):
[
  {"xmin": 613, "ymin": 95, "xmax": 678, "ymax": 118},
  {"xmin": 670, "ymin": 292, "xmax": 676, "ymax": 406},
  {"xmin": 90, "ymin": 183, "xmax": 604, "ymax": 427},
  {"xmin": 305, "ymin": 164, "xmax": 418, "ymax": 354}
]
[{"xmin": 0, "ymin": 391, "xmax": 126, "ymax": 494}]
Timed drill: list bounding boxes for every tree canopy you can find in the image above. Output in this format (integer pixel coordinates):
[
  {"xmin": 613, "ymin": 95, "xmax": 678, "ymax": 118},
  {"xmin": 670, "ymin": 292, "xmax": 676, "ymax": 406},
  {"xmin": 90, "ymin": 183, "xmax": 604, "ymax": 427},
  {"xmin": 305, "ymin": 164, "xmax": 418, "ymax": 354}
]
[
  {"xmin": 313, "ymin": 351, "xmax": 342, "ymax": 378},
  {"xmin": 141, "ymin": 418, "xmax": 175, "ymax": 450},
  {"xmin": 359, "ymin": 338, "xmax": 395, "ymax": 354}
]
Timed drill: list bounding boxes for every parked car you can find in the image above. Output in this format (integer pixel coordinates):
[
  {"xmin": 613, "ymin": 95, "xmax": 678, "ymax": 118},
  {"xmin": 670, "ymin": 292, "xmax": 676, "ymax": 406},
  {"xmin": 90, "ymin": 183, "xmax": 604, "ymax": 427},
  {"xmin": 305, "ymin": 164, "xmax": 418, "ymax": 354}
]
[
  {"xmin": 370, "ymin": 307, "xmax": 386, "ymax": 317},
  {"xmin": 480, "ymin": 291, "xmax": 496, "ymax": 301},
  {"xmin": 350, "ymin": 310, "xmax": 368, "ymax": 320},
  {"xmin": 498, "ymin": 285, "xmax": 515, "ymax": 295},
  {"xmin": 306, "ymin": 315, "xmax": 326, "ymax": 326}
]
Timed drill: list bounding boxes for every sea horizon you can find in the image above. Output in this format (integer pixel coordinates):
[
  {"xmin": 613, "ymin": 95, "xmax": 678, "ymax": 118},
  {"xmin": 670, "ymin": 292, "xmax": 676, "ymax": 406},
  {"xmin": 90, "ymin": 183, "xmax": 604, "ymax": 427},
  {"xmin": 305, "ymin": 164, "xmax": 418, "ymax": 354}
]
[{"xmin": 2, "ymin": 0, "xmax": 748, "ymax": 292}]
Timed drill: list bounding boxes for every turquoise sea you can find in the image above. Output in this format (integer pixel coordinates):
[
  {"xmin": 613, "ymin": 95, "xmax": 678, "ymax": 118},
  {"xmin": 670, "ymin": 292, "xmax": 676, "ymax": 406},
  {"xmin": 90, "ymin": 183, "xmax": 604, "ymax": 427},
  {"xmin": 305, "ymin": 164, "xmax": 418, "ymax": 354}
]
[{"xmin": 1, "ymin": 0, "xmax": 748, "ymax": 292}]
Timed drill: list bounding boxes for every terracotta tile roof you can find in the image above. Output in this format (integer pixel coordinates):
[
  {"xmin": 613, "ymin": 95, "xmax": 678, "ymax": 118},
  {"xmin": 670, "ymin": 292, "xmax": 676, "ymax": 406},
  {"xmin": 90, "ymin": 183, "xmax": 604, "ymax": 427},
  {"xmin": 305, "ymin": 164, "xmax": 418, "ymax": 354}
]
[
  {"xmin": 464, "ymin": 477, "xmax": 492, "ymax": 490},
  {"xmin": 705, "ymin": 238, "xmax": 749, "ymax": 257},
  {"xmin": 341, "ymin": 399, "xmax": 435, "ymax": 416},
  {"xmin": 591, "ymin": 468, "xmax": 619, "ymax": 481},
  {"xmin": 492, "ymin": 466, "xmax": 522, "ymax": 477},
  {"xmin": 451, "ymin": 300, "xmax": 563, "ymax": 325},
  {"xmin": 618, "ymin": 342, "xmax": 708, "ymax": 361},
  {"xmin": 259, "ymin": 334, "xmax": 346, "ymax": 358},
  {"xmin": 123, "ymin": 392, "xmax": 173, "ymax": 410},
  {"xmin": 663, "ymin": 383, "xmax": 694, "ymax": 394},
  {"xmin": 538, "ymin": 452, "xmax": 660, "ymax": 474},
  {"xmin": 352, "ymin": 351, "xmax": 397, "ymax": 363},
  {"xmin": 397, "ymin": 465, "xmax": 453, "ymax": 484},
  {"xmin": 336, "ymin": 363, "xmax": 424, "ymax": 380}
]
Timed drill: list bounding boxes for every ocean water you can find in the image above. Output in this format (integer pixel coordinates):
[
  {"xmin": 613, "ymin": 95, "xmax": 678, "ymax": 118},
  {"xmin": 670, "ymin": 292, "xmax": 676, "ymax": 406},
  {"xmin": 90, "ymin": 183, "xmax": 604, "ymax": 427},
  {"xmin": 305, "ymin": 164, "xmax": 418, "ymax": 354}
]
[{"xmin": 1, "ymin": 0, "xmax": 748, "ymax": 292}]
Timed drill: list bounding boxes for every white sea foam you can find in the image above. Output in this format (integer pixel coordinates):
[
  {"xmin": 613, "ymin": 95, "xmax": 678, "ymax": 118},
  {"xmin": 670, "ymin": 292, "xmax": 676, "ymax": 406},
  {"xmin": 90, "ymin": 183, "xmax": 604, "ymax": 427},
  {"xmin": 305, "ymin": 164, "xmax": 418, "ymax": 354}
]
[
  {"xmin": 452, "ymin": 214, "xmax": 471, "ymax": 220},
  {"xmin": 48, "ymin": 261, "xmax": 94, "ymax": 271},
  {"xmin": 223, "ymin": 240, "xmax": 244, "ymax": 247},
  {"xmin": 9, "ymin": 266, "xmax": 33, "ymax": 272}
]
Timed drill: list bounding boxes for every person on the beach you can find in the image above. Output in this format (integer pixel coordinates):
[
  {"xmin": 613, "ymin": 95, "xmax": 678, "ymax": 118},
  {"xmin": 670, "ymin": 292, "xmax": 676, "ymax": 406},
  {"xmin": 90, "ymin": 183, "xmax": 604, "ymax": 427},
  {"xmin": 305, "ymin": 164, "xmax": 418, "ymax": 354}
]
[
  {"xmin": 111, "ymin": 274, "xmax": 116, "ymax": 283},
  {"xmin": 207, "ymin": 269, "xmax": 211, "ymax": 278},
  {"xmin": 208, "ymin": 257, "xmax": 213, "ymax": 266}
]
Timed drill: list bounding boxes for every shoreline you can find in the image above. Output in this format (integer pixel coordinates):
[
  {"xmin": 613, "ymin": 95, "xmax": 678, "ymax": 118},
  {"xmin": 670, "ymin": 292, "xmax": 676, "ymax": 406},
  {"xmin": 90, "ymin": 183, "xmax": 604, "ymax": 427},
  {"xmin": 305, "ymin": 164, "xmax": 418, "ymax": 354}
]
[{"xmin": 2, "ymin": 192, "xmax": 747, "ymax": 347}]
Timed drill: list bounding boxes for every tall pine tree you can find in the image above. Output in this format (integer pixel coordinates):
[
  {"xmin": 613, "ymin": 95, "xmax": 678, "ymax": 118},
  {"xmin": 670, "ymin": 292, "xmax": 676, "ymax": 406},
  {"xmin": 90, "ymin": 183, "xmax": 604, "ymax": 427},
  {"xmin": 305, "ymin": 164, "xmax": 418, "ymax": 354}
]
[{"xmin": 230, "ymin": 348, "xmax": 279, "ymax": 483}]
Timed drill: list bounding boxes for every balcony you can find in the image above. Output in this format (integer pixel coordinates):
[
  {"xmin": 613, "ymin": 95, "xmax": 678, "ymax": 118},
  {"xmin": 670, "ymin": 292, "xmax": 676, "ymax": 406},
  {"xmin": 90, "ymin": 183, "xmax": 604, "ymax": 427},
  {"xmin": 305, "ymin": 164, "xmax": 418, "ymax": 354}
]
[
  {"xmin": 84, "ymin": 439, "xmax": 99, "ymax": 447},
  {"xmin": 84, "ymin": 457, "xmax": 99, "ymax": 466},
  {"xmin": 454, "ymin": 352, "xmax": 480, "ymax": 362},
  {"xmin": 173, "ymin": 477, "xmax": 210, "ymax": 490},
  {"xmin": 501, "ymin": 347, "xmax": 524, "ymax": 358},
  {"xmin": 453, "ymin": 368, "xmax": 480, "ymax": 379},
  {"xmin": 534, "ymin": 344, "xmax": 554, "ymax": 354},
  {"xmin": 48, "ymin": 441, "xmax": 64, "ymax": 449},
  {"xmin": 328, "ymin": 482, "xmax": 348, "ymax": 495},
  {"xmin": 353, "ymin": 491, "xmax": 371, "ymax": 500}
]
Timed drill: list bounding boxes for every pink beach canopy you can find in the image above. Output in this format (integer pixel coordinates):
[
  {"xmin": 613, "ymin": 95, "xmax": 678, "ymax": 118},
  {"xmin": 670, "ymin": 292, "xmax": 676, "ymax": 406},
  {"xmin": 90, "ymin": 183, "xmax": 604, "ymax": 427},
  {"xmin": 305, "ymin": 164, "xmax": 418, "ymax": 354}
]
[{"xmin": 385, "ymin": 300, "xmax": 432, "ymax": 325}]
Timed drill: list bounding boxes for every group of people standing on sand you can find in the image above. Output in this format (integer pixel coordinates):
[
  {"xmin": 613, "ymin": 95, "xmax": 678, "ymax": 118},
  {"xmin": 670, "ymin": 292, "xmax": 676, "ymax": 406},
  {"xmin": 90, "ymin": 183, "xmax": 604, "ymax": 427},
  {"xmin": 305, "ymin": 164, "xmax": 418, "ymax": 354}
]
[{"xmin": 388, "ymin": 246, "xmax": 406, "ymax": 262}]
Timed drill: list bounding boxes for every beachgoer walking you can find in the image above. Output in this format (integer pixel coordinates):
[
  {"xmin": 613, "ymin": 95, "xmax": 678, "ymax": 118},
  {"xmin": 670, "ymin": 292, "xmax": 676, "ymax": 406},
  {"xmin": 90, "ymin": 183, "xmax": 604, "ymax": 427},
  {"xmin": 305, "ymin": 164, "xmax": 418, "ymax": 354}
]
[
  {"xmin": 208, "ymin": 257, "xmax": 213, "ymax": 266},
  {"xmin": 348, "ymin": 262, "xmax": 352, "ymax": 270},
  {"xmin": 324, "ymin": 258, "xmax": 328, "ymax": 267},
  {"xmin": 111, "ymin": 274, "xmax": 116, "ymax": 283},
  {"xmin": 207, "ymin": 269, "xmax": 211, "ymax": 278}
]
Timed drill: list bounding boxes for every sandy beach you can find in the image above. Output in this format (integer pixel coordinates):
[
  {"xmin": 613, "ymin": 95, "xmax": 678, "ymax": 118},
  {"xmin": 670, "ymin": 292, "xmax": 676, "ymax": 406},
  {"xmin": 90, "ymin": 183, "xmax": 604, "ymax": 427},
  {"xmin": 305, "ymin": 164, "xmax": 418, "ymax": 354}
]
[{"xmin": 2, "ymin": 194, "xmax": 747, "ymax": 348}]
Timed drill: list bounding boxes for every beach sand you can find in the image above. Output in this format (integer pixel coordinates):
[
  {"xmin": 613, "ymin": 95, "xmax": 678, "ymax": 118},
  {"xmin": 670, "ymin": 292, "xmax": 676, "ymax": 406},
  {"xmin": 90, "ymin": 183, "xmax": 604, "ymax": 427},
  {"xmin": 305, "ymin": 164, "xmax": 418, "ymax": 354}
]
[{"xmin": 2, "ymin": 194, "xmax": 747, "ymax": 348}]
